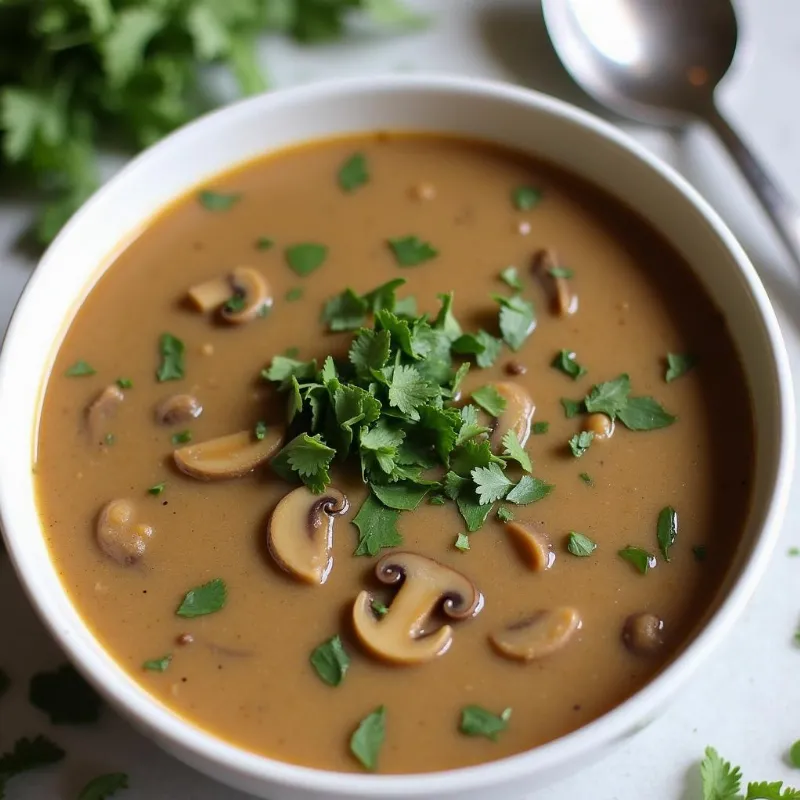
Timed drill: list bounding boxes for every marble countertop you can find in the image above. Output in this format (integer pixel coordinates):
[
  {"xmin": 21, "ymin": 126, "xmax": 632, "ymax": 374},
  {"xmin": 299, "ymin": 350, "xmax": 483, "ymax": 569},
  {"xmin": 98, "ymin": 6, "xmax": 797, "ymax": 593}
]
[{"xmin": 2, "ymin": 1, "xmax": 800, "ymax": 797}]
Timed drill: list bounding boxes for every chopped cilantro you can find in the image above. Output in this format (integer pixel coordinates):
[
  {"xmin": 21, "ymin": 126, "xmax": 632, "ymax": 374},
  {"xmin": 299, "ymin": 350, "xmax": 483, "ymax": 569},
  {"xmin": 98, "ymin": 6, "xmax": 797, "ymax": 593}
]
[
  {"xmin": 456, "ymin": 494, "xmax": 495, "ymax": 532},
  {"xmin": 115, "ymin": 377, "xmax": 133, "ymax": 389},
  {"xmin": 665, "ymin": 353, "xmax": 696, "ymax": 382},
  {"xmin": 428, "ymin": 494, "xmax": 446, "ymax": 506},
  {"xmin": 548, "ymin": 266, "xmax": 574, "ymax": 279},
  {"xmin": 310, "ymin": 635, "xmax": 350, "ymax": 687},
  {"xmin": 693, "ymin": 545, "xmax": 708, "ymax": 562},
  {"xmin": 103, "ymin": 433, "xmax": 115, "ymax": 446},
  {"xmin": 198, "ymin": 190, "xmax": 240, "ymax": 211},
  {"xmin": 353, "ymin": 495, "xmax": 403, "ymax": 556},
  {"xmin": 142, "ymin": 655, "xmax": 171, "ymax": 672},
  {"xmin": 532, "ymin": 421, "xmax": 550, "ymax": 435},
  {"xmin": 472, "ymin": 463, "xmax": 514, "ymax": 504},
  {"xmin": 494, "ymin": 294, "xmax": 536, "ymax": 351},
  {"xmin": 567, "ymin": 532, "xmax": 597, "ymax": 557},
  {"xmin": 618, "ymin": 546, "xmax": 656, "ymax": 574},
  {"xmin": 506, "ymin": 475, "xmax": 553, "ymax": 505},
  {"xmin": 454, "ymin": 533, "xmax": 470, "ymax": 552},
  {"xmin": 618, "ymin": 396, "xmax": 676, "ymax": 430},
  {"xmin": 156, "ymin": 333, "xmax": 185, "ymax": 382},
  {"xmin": 350, "ymin": 706, "xmax": 386, "ymax": 771},
  {"xmin": 471, "ymin": 385, "xmax": 507, "ymax": 417},
  {"xmin": 371, "ymin": 482, "xmax": 431, "ymax": 511},
  {"xmin": 499, "ymin": 266, "xmax": 523, "ymax": 290},
  {"xmin": 579, "ymin": 472, "xmax": 593, "ymax": 486},
  {"xmin": 700, "ymin": 746, "xmax": 800, "ymax": 800},
  {"xmin": 569, "ymin": 431, "xmax": 594, "ymax": 457},
  {"xmin": 371, "ymin": 600, "xmax": 389, "ymax": 617},
  {"xmin": 271, "ymin": 434, "xmax": 336, "ymax": 493},
  {"xmin": 338, "ymin": 152, "xmax": 369, "ymax": 192},
  {"xmin": 255, "ymin": 236, "xmax": 274, "ymax": 251},
  {"xmin": 147, "ymin": 482, "xmax": 165, "ymax": 496},
  {"xmin": 254, "ymin": 421, "xmax": 267, "ymax": 440},
  {"xmin": 552, "ymin": 349, "xmax": 587, "ymax": 380},
  {"xmin": 29, "ymin": 664, "xmax": 102, "ymax": 724},
  {"xmin": 77, "ymin": 772, "xmax": 129, "ymax": 800},
  {"xmin": 656, "ymin": 506, "xmax": 678, "ymax": 561},
  {"xmin": 790, "ymin": 741, "xmax": 800, "ymax": 769},
  {"xmin": 388, "ymin": 235, "xmax": 438, "ymax": 266},
  {"xmin": 323, "ymin": 288, "xmax": 369, "ymax": 331},
  {"xmin": 561, "ymin": 398, "xmax": 584, "ymax": 418},
  {"xmin": 223, "ymin": 294, "xmax": 246, "ymax": 314},
  {"xmin": 285, "ymin": 287, "xmax": 304, "ymax": 302},
  {"xmin": 511, "ymin": 185, "xmax": 542, "ymax": 210},
  {"xmin": 175, "ymin": 578, "xmax": 227, "ymax": 618},
  {"xmin": 460, "ymin": 705, "xmax": 512, "ymax": 740},
  {"xmin": 789, "ymin": 547, "xmax": 800, "ymax": 557},
  {"xmin": 584, "ymin": 374, "xmax": 630, "ymax": 418},
  {"xmin": 285, "ymin": 243, "xmax": 328, "ymax": 276},
  {"xmin": 171, "ymin": 430, "xmax": 192, "ymax": 445},
  {"xmin": 496, "ymin": 505, "xmax": 514, "ymax": 522},
  {"xmin": 502, "ymin": 430, "xmax": 532, "ymax": 472},
  {"xmin": 65, "ymin": 360, "xmax": 96, "ymax": 377},
  {"xmin": 452, "ymin": 330, "xmax": 503, "ymax": 368}
]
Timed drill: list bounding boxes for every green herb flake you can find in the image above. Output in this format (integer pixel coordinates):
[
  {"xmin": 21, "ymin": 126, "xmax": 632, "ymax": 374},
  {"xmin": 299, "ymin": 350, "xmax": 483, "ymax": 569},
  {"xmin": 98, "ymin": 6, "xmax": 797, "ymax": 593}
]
[
  {"xmin": 171, "ymin": 430, "xmax": 192, "ymax": 445},
  {"xmin": 454, "ymin": 533, "xmax": 470, "ymax": 552},
  {"xmin": 253, "ymin": 421, "xmax": 268, "ymax": 441},
  {"xmin": 472, "ymin": 463, "xmax": 514, "ymax": 504},
  {"xmin": 103, "ymin": 433, "xmax": 115, "ymax": 446},
  {"xmin": 618, "ymin": 396, "xmax": 677, "ymax": 431},
  {"xmin": 338, "ymin": 152, "xmax": 369, "ymax": 192},
  {"xmin": 552, "ymin": 349, "xmax": 587, "ymax": 380},
  {"xmin": 77, "ymin": 772, "xmax": 129, "ymax": 800},
  {"xmin": 156, "ymin": 333, "xmax": 185, "ymax": 382},
  {"xmin": 310, "ymin": 635, "xmax": 350, "ymax": 687},
  {"xmin": 0, "ymin": 736, "xmax": 66, "ymax": 792},
  {"xmin": 371, "ymin": 600, "xmax": 389, "ymax": 617},
  {"xmin": 506, "ymin": 475, "xmax": 553, "ymax": 505},
  {"xmin": 665, "ymin": 352, "xmax": 696, "ymax": 382},
  {"xmin": 501, "ymin": 430, "xmax": 532, "ymax": 472},
  {"xmin": 499, "ymin": 266, "xmax": 523, "ymax": 290},
  {"xmin": 494, "ymin": 294, "xmax": 536, "ymax": 351},
  {"xmin": 561, "ymin": 398, "xmax": 584, "ymax": 418},
  {"xmin": 456, "ymin": 494, "xmax": 495, "ymax": 532},
  {"xmin": 460, "ymin": 705, "xmax": 512, "ymax": 741},
  {"xmin": 789, "ymin": 547, "xmax": 800, "ymax": 557},
  {"xmin": 175, "ymin": 578, "xmax": 227, "ymax": 618},
  {"xmin": 147, "ymin": 482, "xmax": 165, "ymax": 496},
  {"xmin": 29, "ymin": 664, "xmax": 102, "ymax": 724},
  {"xmin": 353, "ymin": 495, "xmax": 403, "ymax": 557},
  {"xmin": 790, "ymin": 740, "xmax": 800, "ymax": 769},
  {"xmin": 223, "ymin": 294, "xmax": 246, "ymax": 314},
  {"xmin": 255, "ymin": 236, "xmax": 274, "ymax": 251},
  {"xmin": 512, "ymin": 185, "xmax": 542, "ymax": 211},
  {"xmin": 388, "ymin": 235, "xmax": 438, "ymax": 267},
  {"xmin": 693, "ymin": 545, "xmax": 708, "ymax": 562},
  {"xmin": 584, "ymin": 374, "xmax": 630, "ymax": 419},
  {"xmin": 452, "ymin": 330, "xmax": 503, "ymax": 368},
  {"xmin": 428, "ymin": 494, "xmax": 446, "ymax": 506},
  {"xmin": 568, "ymin": 431, "xmax": 594, "ymax": 458},
  {"xmin": 656, "ymin": 506, "xmax": 678, "ymax": 561},
  {"xmin": 618, "ymin": 546, "xmax": 656, "ymax": 575},
  {"xmin": 548, "ymin": 266, "xmax": 574, "ymax": 279},
  {"xmin": 471, "ymin": 385, "xmax": 507, "ymax": 417},
  {"xmin": 350, "ymin": 706, "xmax": 386, "ymax": 771},
  {"xmin": 198, "ymin": 190, "xmax": 240, "ymax": 211},
  {"xmin": 65, "ymin": 360, "xmax": 96, "ymax": 377},
  {"xmin": 532, "ymin": 421, "xmax": 550, "ymax": 435},
  {"xmin": 700, "ymin": 746, "xmax": 800, "ymax": 800},
  {"xmin": 142, "ymin": 655, "xmax": 171, "ymax": 672},
  {"xmin": 567, "ymin": 532, "xmax": 597, "ymax": 557},
  {"xmin": 115, "ymin": 378, "xmax": 133, "ymax": 389},
  {"xmin": 285, "ymin": 287, "xmax": 304, "ymax": 302},
  {"xmin": 579, "ymin": 472, "xmax": 593, "ymax": 486},
  {"xmin": 286, "ymin": 243, "xmax": 328, "ymax": 277},
  {"xmin": 496, "ymin": 505, "xmax": 514, "ymax": 522},
  {"xmin": 371, "ymin": 482, "xmax": 431, "ymax": 511}
]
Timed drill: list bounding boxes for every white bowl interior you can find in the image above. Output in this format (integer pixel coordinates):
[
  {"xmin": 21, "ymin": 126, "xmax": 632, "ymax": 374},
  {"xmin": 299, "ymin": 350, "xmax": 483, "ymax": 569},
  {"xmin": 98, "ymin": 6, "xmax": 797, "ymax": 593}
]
[{"xmin": 0, "ymin": 77, "xmax": 793, "ymax": 800}]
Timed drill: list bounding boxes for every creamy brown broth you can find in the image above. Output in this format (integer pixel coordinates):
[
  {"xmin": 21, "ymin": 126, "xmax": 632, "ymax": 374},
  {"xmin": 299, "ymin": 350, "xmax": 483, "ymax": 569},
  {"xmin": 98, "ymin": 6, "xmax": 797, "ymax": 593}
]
[{"xmin": 35, "ymin": 134, "xmax": 753, "ymax": 774}]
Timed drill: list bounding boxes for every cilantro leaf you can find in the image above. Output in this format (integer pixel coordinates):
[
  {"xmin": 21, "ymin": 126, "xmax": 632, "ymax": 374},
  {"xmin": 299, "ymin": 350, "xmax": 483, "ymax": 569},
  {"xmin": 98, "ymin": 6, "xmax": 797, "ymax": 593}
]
[
  {"xmin": 512, "ymin": 185, "xmax": 542, "ymax": 210},
  {"xmin": 338, "ymin": 152, "xmax": 369, "ymax": 192},
  {"xmin": 457, "ymin": 405, "xmax": 491, "ymax": 445},
  {"xmin": 353, "ymin": 495, "xmax": 402, "ymax": 556},
  {"xmin": 657, "ymin": 506, "xmax": 678, "ymax": 561},
  {"xmin": 350, "ymin": 706, "xmax": 386, "ymax": 771},
  {"xmin": 471, "ymin": 385, "xmax": 507, "ymax": 417},
  {"xmin": 362, "ymin": 279, "xmax": 407, "ymax": 314},
  {"xmin": 388, "ymin": 235, "xmax": 438, "ymax": 266},
  {"xmin": 310, "ymin": 635, "xmax": 350, "ymax": 687},
  {"xmin": 29, "ymin": 664, "xmax": 102, "ymax": 725},
  {"xmin": 0, "ymin": 736, "xmax": 65, "ymax": 792},
  {"xmin": 156, "ymin": 333, "xmax": 185, "ymax": 382},
  {"xmin": 584, "ymin": 374, "xmax": 630, "ymax": 419},
  {"xmin": 499, "ymin": 266, "xmax": 523, "ymax": 290},
  {"xmin": 460, "ymin": 705, "xmax": 512, "ymax": 740},
  {"xmin": 666, "ymin": 353, "xmax": 696, "ymax": 382},
  {"xmin": 323, "ymin": 288, "xmax": 368, "ymax": 331},
  {"xmin": 494, "ymin": 294, "xmax": 536, "ymax": 351},
  {"xmin": 176, "ymin": 578, "xmax": 227, "ymax": 618},
  {"xmin": 701, "ymin": 747, "xmax": 742, "ymax": 800},
  {"xmin": 472, "ymin": 463, "xmax": 514, "ymax": 504},
  {"xmin": 549, "ymin": 266, "xmax": 574, "ymax": 279},
  {"xmin": 506, "ymin": 475, "xmax": 553, "ymax": 505},
  {"xmin": 454, "ymin": 533, "xmax": 470, "ymax": 552},
  {"xmin": 569, "ymin": 431, "xmax": 594, "ymax": 458},
  {"xmin": 533, "ymin": 421, "xmax": 549, "ymax": 434},
  {"xmin": 456, "ymin": 493, "xmax": 495, "ymax": 532},
  {"xmin": 77, "ymin": 772, "xmax": 129, "ymax": 800},
  {"xmin": 579, "ymin": 472, "xmax": 593, "ymax": 486},
  {"xmin": 433, "ymin": 292, "xmax": 463, "ymax": 342},
  {"xmin": 561, "ymin": 398, "xmax": 584, "ymax": 418},
  {"xmin": 197, "ymin": 189, "xmax": 239, "ymax": 211},
  {"xmin": 450, "ymin": 439, "xmax": 500, "ymax": 476},
  {"xmin": 286, "ymin": 243, "xmax": 328, "ymax": 276},
  {"xmin": 567, "ymin": 532, "xmax": 597, "ymax": 557},
  {"xmin": 273, "ymin": 434, "xmax": 336, "ymax": 493},
  {"xmin": 65, "ymin": 360, "xmax": 96, "ymax": 377},
  {"xmin": 618, "ymin": 396, "xmax": 677, "ymax": 431},
  {"xmin": 502, "ymin": 430, "xmax": 531, "ymax": 472},
  {"xmin": 552, "ymin": 349, "xmax": 587, "ymax": 380},
  {"xmin": 745, "ymin": 782, "xmax": 800, "ymax": 799},
  {"xmin": 452, "ymin": 330, "xmax": 503, "ymax": 368},
  {"xmin": 263, "ymin": 355, "xmax": 317, "ymax": 385},
  {"xmin": 387, "ymin": 365, "xmax": 438, "ymax": 420},
  {"xmin": 444, "ymin": 471, "xmax": 469, "ymax": 500},
  {"xmin": 360, "ymin": 420, "xmax": 405, "ymax": 477},
  {"xmin": 618, "ymin": 546, "xmax": 656, "ymax": 574},
  {"xmin": 371, "ymin": 482, "xmax": 431, "ymax": 511},
  {"xmin": 142, "ymin": 655, "xmax": 171, "ymax": 672}
]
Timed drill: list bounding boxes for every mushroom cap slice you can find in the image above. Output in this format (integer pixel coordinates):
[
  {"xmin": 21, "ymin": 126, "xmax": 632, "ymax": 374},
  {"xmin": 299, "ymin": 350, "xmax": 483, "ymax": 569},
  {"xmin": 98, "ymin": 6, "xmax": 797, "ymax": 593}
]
[
  {"xmin": 187, "ymin": 277, "xmax": 233, "ymax": 313},
  {"xmin": 487, "ymin": 382, "xmax": 535, "ymax": 451},
  {"xmin": 220, "ymin": 267, "xmax": 272, "ymax": 324},
  {"xmin": 86, "ymin": 384, "xmax": 124, "ymax": 439},
  {"xmin": 505, "ymin": 522, "xmax": 555, "ymax": 571},
  {"xmin": 489, "ymin": 607, "xmax": 581, "ymax": 661},
  {"xmin": 173, "ymin": 428, "xmax": 283, "ymax": 481},
  {"xmin": 353, "ymin": 552, "xmax": 483, "ymax": 665},
  {"xmin": 267, "ymin": 486, "xmax": 349, "ymax": 585},
  {"xmin": 96, "ymin": 499, "xmax": 153, "ymax": 565},
  {"xmin": 155, "ymin": 393, "xmax": 203, "ymax": 426},
  {"xmin": 622, "ymin": 612, "xmax": 665, "ymax": 655}
]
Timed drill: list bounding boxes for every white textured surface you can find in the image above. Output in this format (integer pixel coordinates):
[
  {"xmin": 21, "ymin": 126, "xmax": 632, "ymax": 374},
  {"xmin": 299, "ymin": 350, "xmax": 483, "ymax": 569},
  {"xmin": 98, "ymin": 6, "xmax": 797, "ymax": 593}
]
[{"xmin": 1, "ymin": 1, "xmax": 799, "ymax": 797}]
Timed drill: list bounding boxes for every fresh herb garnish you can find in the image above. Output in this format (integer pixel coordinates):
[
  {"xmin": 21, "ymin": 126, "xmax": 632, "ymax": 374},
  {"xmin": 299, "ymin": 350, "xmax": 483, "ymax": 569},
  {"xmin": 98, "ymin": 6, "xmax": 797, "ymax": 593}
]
[
  {"xmin": 700, "ymin": 746, "xmax": 800, "ymax": 800},
  {"xmin": 224, "ymin": 294, "xmax": 246, "ymax": 314},
  {"xmin": 568, "ymin": 431, "xmax": 594, "ymax": 458},
  {"xmin": 502, "ymin": 430, "xmax": 532, "ymax": 472},
  {"xmin": 532, "ymin": 421, "xmax": 549, "ymax": 435},
  {"xmin": 286, "ymin": 243, "xmax": 328, "ymax": 276},
  {"xmin": 147, "ymin": 482, "xmax": 165, "ymax": 496},
  {"xmin": 452, "ymin": 330, "xmax": 503, "ymax": 368},
  {"xmin": 548, "ymin": 266, "xmax": 574, "ymax": 279},
  {"xmin": 254, "ymin": 421, "xmax": 268, "ymax": 441},
  {"xmin": 552, "ymin": 349, "xmax": 587, "ymax": 380},
  {"xmin": 142, "ymin": 655, "xmax": 171, "ymax": 672},
  {"xmin": 567, "ymin": 532, "xmax": 597, "ymax": 557},
  {"xmin": 693, "ymin": 545, "xmax": 708, "ymax": 562},
  {"xmin": 255, "ymin": 236, "xmax": 274, "ymax": 251},
  {"xmin": 617, "ymin": 396, "xmax": 677, "ymax": 430},
  {"xmin": 29, "ymin": 664, "xmax": 102, "ymax": 724},
  {"xmin": 115, "ymin": 377, "xmax": 133, "ymax": 389},
  {"xmin": 460, "ymin": 705, "xmax": 512, "ymax": 740},
  {"xmin": 579, "ymin": 472, "xmax": 593, "ymax": 486},
  {"xmin": 428, "ymin": 494, "xmax": 446, "ymax": 506},
  {"xmin": 77, "ymin": 772, "xmax": 129, "ymax": 800},
  {"xmin": 499, "ymin": 266, "xmax": 523, "ymax": 290},
  {"xmin": 350, "ymin": 706, "xmax": 386, "ymax": 771},
  {"xmin": 618, "ymin": 546, "xmax": 656, "ymax": 574},
  {"xmin": 584, "ymin": 374, "xmax": 630, "ymax": 418},
  {"xmin": 506, "ymin": 475, "xmax": 553, "ymax": 505},
  {"xmin": 494, "ymin": 294, "xmax": 536, "ymax": 351},
  {"xmin": 310, "ymin": 635, "xmax": 350, "ymax": 687},
  {"xmin": 496, "ymin": 505, "xmax": 514, "ymax": 522},
  {"xmin": 0, "ymin": 736, "xmax": 65, "ymax": 794},
  {"xmin": 371, "ymin": 600, "xmax": 389, "ymax": 617},
  {"xmin": 561, "ymin": 398, "xmax": 584, "ymax": 418},
  {"xmin": 388, "ymin": 235, "xmax": 438, "ymax": 266},
  {"xmin": 198, "ymin": 190, "xmax": 240, "ymax": 211},
  {"xmin": 353, "ymin": 496, "xmax": 403, "ymax": 556},
  {"xmin": 103, "ymin": 433, "xmax": 115, "ymax": 446},
  {"xmin": 454, "ymin": 533, "xmax": 470, "ymax": 552},
  {"xmin": 471, "ymin": 385, "xmax": 507, "ymax": 417},
  {"xmin": 511, "ymin": 185, "xmax": 542, "ymax": 210},
  {"xmin": 665, "ymin": 353, "xmax": 696, "ymax": 382},
  {"xmin": 175, "ymin": 578, "xmax": 227, "ymax": 618},
  {"xmin": 472, "ymin": 463, "xmax": 514, "ymax": 504},
  {"xmin": 65, "ymin": 360, "xmax": 96, "ymax": 377},
  {"xmin": 338, "ymin": 152, "xmax": 369, "ymax": 192},
  {"xmin": 171, "ymin": 430, "xmax": 192, "ymax": 445},
  {"xmin": 656, "ymin": 506, "xmax": 678, "ymax": 561},
  {"xmin": 156, "ymin": 333, "xmax": 185, "ymax": 382},
  {"xmin": 371, "ymin": 482, "xmax": 431, "ymax": 511},
  {"xmin": 285, "ymin": 287, "xmax": 304, "ymax": 302}
]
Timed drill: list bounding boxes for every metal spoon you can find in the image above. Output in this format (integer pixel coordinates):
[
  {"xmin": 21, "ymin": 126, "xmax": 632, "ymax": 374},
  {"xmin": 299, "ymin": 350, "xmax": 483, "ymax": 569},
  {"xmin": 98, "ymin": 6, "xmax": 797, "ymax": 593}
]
[{"xmin": 542, "ymin": 0, "xmax": 800, "ymax": 266}]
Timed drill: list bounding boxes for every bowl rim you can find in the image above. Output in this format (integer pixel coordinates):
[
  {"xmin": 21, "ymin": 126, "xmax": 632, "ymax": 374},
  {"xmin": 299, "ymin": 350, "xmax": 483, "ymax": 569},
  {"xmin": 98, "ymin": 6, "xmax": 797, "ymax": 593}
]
[{"xmin": 0, "ymin": 73, "xmax": 794, "ymax": 796}]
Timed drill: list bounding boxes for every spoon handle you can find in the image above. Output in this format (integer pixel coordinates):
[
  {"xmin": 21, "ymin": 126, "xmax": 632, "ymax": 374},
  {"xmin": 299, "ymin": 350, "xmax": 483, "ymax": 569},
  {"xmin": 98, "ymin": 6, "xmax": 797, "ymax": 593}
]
[{"xmin": 704, "ymin": 104, "xmax": 800, "ymax": 268}]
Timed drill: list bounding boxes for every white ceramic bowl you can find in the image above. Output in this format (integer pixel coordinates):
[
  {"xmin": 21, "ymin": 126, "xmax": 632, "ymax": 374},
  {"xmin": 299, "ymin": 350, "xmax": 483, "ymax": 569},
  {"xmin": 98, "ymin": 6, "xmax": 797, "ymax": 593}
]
[{"xmin": 0, "ymin": 76, "xmax": 794, "ymax": 800}]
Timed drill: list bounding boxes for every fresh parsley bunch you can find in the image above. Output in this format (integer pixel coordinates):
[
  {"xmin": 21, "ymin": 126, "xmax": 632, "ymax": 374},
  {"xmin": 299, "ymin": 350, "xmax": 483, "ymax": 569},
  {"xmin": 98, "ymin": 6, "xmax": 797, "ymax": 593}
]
[{"xmin": 0, "ymin": 0, "xmax": 423, "ymax": 244}]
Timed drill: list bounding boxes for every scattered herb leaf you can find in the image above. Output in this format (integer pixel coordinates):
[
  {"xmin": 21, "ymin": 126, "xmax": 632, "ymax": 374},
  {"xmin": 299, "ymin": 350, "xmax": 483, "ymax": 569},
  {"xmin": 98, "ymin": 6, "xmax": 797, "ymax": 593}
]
[
  {"xmin": 223, "ymin": 294, "xmax": 246, "ymax": 314},
  {"xmin": 460, "ymin": 705, "xmax": 512, "ymax": 740},
  {"xmin": 665, "ymin": 353, "xmax": 696, "ymax": 382},
  {"xmin": 656, "ymin": 506, "xmax": 678, "ymax": 561},
  {"xmin": 532, "ymin": 421, "xmax": 550, "ymax": 435},
  {"xmin": 255, "ymin": 236, "xmax": 274, "ymax": 251},
  {"xmin": 310, "ymin": 635, "xmax": 350, "ymax": 687},
  {"xmin": 506, "ymin": 475, "xmax": 553, "ymax": 505},
  {"xmin": 171, "ymin": 430, "xmax": 192, "ymax": 445},
  {"xmin": 496, "ymin": 505, "xmax": 514, "ymax": 522},
  {"xmin": 371, "ymin": 600, "xmax": 389, "ymax": 617},
  {"xmin": 254, "ymin": 421, "xmax": 267, "ymax": 440},
  {"xmin": 567, "ymin": 532, "xmax": 597, "ymax": 557},
  {"xmin": 494, "ymin": 294, "xmax": 536, "ymax": 351},
  {"xmin": 156, "ymin": 333, "xmax": 185, "ymax": 382},
  {"xmin": 471, "ymin": 385, "xmax": 507, "ymax": 417},
  {"xmin": 700, "ymin": 746, "xmax": 800, "ymax": 800},
  {"xmin": 502, "ymin": 430, "xmax": 532, "ymax": 472},
  {"xmin": 454, "ymin": 533, "xmax": 470, "ymax": 552},
  {"xmin": 104, "ymin": 433, "xmax": 116, "ymax": 446},
  {"xmin": 472, "ymin": 463, "xmax": 514, "ymax": 504},
  {"xmin": 353, "ymin": 495, "xmax": 403, "ymax": 556},
  {"xmin": 115, "ymin": 378, "xmax": 133, "ymax": 389},
  {"xmin": 618, "ymin": 396, "xmax": 677, "ymax": 431},
  {"xmin": 499, "ymin": 266, "xmax": 523, "ymax": 290},
  {"xmin": 142, "ymin": 655, "xmax": 171, "ymax": 672},
  {"xmin": 175, "ymin": 578, "xmax": 227, "ymax": 618},
  {"xmin": 561, "ymin": 398, "xmax": 584, "ymax": 418},
  {"xmin": 0, "ymin": 736, "xmax": 65, "ymax": 793},
  {"xmin": 790, "ymin": 741, "xmax": 800, "ymax": 769},
  {"xmin": 338, "ymin": 152, "xmax": 369, "ymax": 192},
  {"xmin": 388, "ymin": 235, "xmax": 438, "ymax": 267},
  {"xmin": 568, "ymin": 431, "xmax": 594, "ymax": 458},
  {"xmin": 584, "ymin": 374, "xmax": 630, "ymax": 419},
  {"xmin": 579, "ymin": 472, "xmax": 593, "ymax": 486},
  {"xmin": 77, "ymin": 772, "xmax": 129, "ymax": 800},
  {"xmin": 198, "ymin": 190, "xmax": 240, "ymax": 211},
  {"xmin": 371, "ymin": 482, "xmax": 431, "ymax": 511},
  {"xmin": 548, "ymin": 266, "xmax": 574, "ymax": 279},
  {"xmin": 147, "ymin": 482, "xmax": 165, "ymax": 496},
  {"xmin": 66, "ymin": 360, "xmax": 96, "ymax": 377},
  {"xmin": 618, "ymin": 546, "xmax": 656, "ymax": 575},
  {"xmin": 350, "ymin": 706, "xmax": 386, "ymax": 771},
  {"xmin": 512, "ymin": 185, "xmax": 542, "ymax": 210},
  {"xmin": 552, "ymin": 349, "xmax": 587, "ymax": 380},
  {"xmin": 286, "ymin": 243, "xmax": 328, "ymax": 277}
]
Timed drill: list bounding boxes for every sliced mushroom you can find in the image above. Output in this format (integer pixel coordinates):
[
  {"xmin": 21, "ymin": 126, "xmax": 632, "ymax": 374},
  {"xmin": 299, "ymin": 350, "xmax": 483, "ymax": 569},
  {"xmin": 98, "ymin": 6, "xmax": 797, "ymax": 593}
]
[
  {"xmin": 155, "ymin": 394, "xmax": 203, "ymax": 426},
  {"xmin": 173, "ymin": 428, "xmax": 283, "ymax": 481},
  {"xmin": 489, "ymin": 607, "xmax": 581, "ymax": 661},
  {"xmin": 486, "ymin": 382, "xmax": 535, "ymax": 451},
  {"xmin": 532, "ymin": 248, "xmax": 578, "ymax": 316},
  {"xmin": 96, "ymin": 499, "xmax": 153, "ymax": 565},
  {"xmin": 86, "ymin": 384, "xmax": 124, "ymax": 440},
  {"xmin": 622, "ymin": 612, "xmax": 665, "ymax": 655},
  {"xmin": 352, "ymin": 552, "xmax": 483, "ymax": 665},
  {"xmin": 505, "ymin": 522, "xmax": 555, "ymax": 571},
  {"xmin": 267, "ymin": 486, "xmax": 349, "ymax": 585},
  {"xmin": 187, "ymin": 277, "xmax": 233, "ymax": 312},
  {"xmin": 220, "ymin": 267, "xmax": 272, "ymax": 324}
]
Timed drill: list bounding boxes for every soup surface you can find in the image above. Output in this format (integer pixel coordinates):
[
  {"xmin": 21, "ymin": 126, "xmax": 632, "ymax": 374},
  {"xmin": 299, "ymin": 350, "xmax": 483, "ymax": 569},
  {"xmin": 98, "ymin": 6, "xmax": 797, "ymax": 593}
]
[{"xmin": 36, "ymin": 134, "xmax": 753, "ymax": 774}]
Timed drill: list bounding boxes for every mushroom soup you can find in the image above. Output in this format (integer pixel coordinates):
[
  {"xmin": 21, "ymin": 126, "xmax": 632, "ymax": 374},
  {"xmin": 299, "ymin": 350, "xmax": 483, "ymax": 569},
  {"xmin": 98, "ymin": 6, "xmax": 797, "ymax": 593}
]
[{"xmin": 35, "ymin": 134, "xmax": 753, "ymax": 774}]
